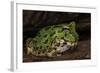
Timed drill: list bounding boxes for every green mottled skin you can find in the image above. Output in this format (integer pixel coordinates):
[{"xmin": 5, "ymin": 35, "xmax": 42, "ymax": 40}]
[{"xmin": 26, "ymin": 22, "xmax": 79, "ymax": 57}]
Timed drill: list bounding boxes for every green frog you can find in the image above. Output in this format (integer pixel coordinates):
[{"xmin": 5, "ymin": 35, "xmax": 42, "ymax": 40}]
[{"xmin": 26, "ymin": 22, "xmax": 79, "ymax": 57}]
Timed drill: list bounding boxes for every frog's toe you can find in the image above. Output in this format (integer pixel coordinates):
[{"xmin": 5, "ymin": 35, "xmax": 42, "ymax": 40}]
[
  {"xmin": 47, "ymin": 53, "xmax": 53, "ymax": 57},
  {"xmin": 56, "ymin": 54, "xmax": 61, "ymax": 56}
]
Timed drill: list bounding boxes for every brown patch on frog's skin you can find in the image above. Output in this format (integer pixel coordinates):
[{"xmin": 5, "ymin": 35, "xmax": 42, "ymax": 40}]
[
  {"xmin": 27, "ymin": 41, "xmax": 78, "ymax": 57},
  {"xmin": 27, "ymin": 41, "xmax": 76, "ymax": 57},
  {"xmin": 26, "ymin": 41, "xmax": 77, "ymax": 57}
]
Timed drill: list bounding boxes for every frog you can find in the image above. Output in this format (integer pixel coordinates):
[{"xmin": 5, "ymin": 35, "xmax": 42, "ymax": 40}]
[{"xmin": 26, "ymin": 21, "xmax": 79, "ymax": 57}]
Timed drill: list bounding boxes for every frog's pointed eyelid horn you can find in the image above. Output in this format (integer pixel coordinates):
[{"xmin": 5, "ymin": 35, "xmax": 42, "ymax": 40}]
[
  {"xmin": 70, "ymin": 21, "xmax": 76, "ymax": 25},
  {"xmin": 68, "ymin": 21, "xmax": 76, "ymax": 27},
  {"xmin": 65, "ymin": 21, "xmax": 76, "ymax": 31},
  {"xmin": 63, "ymin": 26, "xmax": 69, "ymax": 29},
  {"xmin": 62, "ymin": 23, "xmax": 69, "ymax": 29},
  {"xmin": 62, "ymin": 22, "xmax": 75, "ymax": 29}
]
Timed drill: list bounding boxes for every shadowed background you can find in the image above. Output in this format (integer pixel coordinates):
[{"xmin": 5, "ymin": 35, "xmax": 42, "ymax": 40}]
[{"xmin": 23, "ymin": 10, "xmax": 91, "ymax": 62}]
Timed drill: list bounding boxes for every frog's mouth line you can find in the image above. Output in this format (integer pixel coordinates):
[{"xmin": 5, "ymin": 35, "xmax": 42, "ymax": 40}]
[{"xmin": 56, "ymin": 41, "xmax": 77, "ymax": 52}]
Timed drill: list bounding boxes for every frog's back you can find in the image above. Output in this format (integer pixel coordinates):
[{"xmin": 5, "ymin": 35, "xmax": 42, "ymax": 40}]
[{"xmin": 26, "ymin": 22, "xmax": 79, "ymax": 57}]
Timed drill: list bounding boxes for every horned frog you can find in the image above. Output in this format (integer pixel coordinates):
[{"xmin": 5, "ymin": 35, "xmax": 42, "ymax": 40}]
[{"xmin": 26, "ymin": 22, "xmax": 79, "ymax": 57}]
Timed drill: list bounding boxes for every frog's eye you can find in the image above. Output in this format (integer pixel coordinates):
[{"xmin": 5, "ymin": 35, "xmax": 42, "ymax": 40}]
[{"xmin": 63, "ymin": 27, "xmax": 69, "ymax": 32}]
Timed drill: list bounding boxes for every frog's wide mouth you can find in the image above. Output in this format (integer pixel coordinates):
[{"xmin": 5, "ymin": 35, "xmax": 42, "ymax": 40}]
[{"xmin": 56, "ymin": 40, "xmax": 78, "ymax": 53}]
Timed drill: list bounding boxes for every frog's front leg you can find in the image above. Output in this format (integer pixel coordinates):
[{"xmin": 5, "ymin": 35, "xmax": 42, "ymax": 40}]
[
  {"xmin": 47, "ymin": 50, "xmax": 55, "ymax": 57},
  {"xmin": 27, "ymin": 47, "xmax": 33, "ymax": 55}
]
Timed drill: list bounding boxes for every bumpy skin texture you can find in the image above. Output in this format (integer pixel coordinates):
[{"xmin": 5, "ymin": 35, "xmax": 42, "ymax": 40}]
[{"xmin": 26, "ymin": 22, "xmax": 79, "ymax": 57}]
